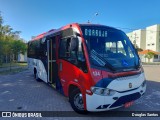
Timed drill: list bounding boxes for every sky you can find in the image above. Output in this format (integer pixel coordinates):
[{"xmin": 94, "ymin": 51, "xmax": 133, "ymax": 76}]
[{"xmin": 0, "ymin": 0, "xmax": 160, "ymax": 41}]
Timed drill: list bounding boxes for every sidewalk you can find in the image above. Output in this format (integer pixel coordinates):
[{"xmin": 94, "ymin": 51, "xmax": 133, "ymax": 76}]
[{"xmin": 143, "ymin": 65, "xmax": 160, "ymax": 82}]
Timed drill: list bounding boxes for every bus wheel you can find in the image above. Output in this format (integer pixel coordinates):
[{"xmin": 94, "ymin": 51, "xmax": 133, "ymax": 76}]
[
  {"xmin": 69, "ymin": 89, "xmax": 87, "ymax": 114},
  {"xmin": 34, "ymin": 69, "xmax": 41, "ymax": 82}
]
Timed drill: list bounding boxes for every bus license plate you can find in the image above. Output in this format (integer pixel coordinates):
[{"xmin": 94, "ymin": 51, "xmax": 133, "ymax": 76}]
[{"xmin": 124, "ymin": 101, "xmax": 134, "ymax": 108}]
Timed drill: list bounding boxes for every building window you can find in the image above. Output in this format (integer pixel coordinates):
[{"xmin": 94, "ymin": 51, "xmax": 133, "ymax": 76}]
[
  {"xmin": 154, "ymin": 55, "xmax": 158, "ymax": 59},
  {"xmin": 152, "ymin": 43, "xmax": 155, "ymax": 45},
  {"xmin": 147, "ymin": 44, "xmax": 150, "ymax": 46}
]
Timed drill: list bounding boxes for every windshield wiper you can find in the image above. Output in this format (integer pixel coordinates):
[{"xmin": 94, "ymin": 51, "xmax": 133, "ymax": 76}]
[{"xmin": 91, "ymin": 50, "xmax": 116, "ymax": 71}]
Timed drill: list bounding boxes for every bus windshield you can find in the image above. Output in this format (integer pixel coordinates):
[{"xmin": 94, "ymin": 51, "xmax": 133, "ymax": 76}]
[{"xmin": 80, "ymin": 25, "xmax": 140, "ymax": 71}]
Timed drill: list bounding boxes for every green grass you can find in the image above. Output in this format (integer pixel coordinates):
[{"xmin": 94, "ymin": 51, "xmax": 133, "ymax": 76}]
[
  {"xmin": 0, "ymin": 62, "xmax": 28, "ymax": 75},
  {"xmin": 0, "ymin": 62, "xmax": 27, "ymax": 68},
  {"xmin": 0, "ymin": 67, "xmax": 28, "ymax": 75}
]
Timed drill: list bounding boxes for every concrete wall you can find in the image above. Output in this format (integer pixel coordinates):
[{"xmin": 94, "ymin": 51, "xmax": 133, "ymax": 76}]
[{"xmin": 18, "ymin": 52, "xmax": 27, "ymax": 62}]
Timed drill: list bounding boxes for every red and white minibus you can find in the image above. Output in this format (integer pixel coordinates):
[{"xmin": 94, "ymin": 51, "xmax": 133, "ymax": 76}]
[{"xmin": 27, "ymin": 23, "xmax": 146, "ymax": 113}]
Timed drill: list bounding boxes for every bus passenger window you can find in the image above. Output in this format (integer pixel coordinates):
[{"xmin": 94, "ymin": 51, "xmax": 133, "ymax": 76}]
[
  {"xmin": 59, "ymin": 37, "xmax": 87, "ymax": 72},
  {"xmin": 66, "ymin": 38, "xmax": 71, "ymax": 57},
  {"xmin": 59, "ymin": 39, "xmax": 68, "ymax": 58},
  {"xmin": 59, "ymin": 38, "xmax": 76, "ymax": 62}
]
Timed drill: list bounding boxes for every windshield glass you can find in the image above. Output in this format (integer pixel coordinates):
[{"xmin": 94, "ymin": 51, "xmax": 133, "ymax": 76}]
[{"xmin": 80, "ymin": 25, "xmax": 140, "ymax": 71}]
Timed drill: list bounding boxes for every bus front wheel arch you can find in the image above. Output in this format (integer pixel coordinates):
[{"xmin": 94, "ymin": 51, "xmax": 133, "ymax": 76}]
[{"xmin": 69, "ymin": 85, "xmax": 88, "ymax": 114}]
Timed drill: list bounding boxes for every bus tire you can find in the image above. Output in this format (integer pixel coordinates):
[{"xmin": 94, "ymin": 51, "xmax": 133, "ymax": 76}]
[
  {"xmin": 34, "ymin": 69, "xmax": 41, "ymax": 82},
  {"xmin": 69, "ymin": 88, "xmax": 88, "ymax": 114}
]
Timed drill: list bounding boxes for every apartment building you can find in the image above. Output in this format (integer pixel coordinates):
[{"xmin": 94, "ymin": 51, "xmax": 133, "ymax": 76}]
[
  {"xmin": 127, "ymin": 24, "xmax": 160, "ymax": 62},
  {"xmin": 146, "ymin": 24, "xmax": 160, "ymax": 52},
  {"xmin": 127, "ymin": 29, "xmax": 146, "ymax": 50}
]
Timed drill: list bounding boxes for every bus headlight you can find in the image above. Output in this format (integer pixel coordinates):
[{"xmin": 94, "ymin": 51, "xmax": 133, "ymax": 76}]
[
  {"xmin": 91, "ymin": 87, "xmax": 116, "ymax": 96},
  {"xmin": 91, "ymin": 87, "xmax": 103, "ymax": 95},
  {"xmin": 103, "ymin": 89, "xmax": 116, "ymax": 96}
]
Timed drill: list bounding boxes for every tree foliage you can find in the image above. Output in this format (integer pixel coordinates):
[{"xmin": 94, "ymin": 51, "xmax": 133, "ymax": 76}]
[
  {"xmin": 11, "ymin": 40, "xmax": 27, "ymax": 62},
  {"xmin": 144, "ymin": 52, "xmax": 155, "ymax": 62},
  {"xmin": 0, "ymin": 12, "xmax": 27, "ymax": 65}
]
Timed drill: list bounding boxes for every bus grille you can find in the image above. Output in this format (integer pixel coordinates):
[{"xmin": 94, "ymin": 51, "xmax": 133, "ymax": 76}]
[{"xmin": 109, "ymin": 92, "xmax": 141, "ymax": 108}]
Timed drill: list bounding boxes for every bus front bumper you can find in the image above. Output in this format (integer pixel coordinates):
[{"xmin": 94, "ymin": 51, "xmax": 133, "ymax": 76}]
[{"xmin": 86, "ymin": 83, "xmax": 146, "ymax": 111}]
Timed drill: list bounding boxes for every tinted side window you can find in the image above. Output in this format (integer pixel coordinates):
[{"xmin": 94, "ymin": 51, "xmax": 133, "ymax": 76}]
[
  {"xmin": 59, "ymin": 38, "xmax": 77, "ymax": 63},
  {"xmin": 28, "ymin": 41, "xmax": 36, "ymax": 58},
  {"xmin": 39, "ymin": 38, "xmax": 47, "ymax": 58},
  {"xmin": 59, "ymin": 37, "xmax": 87, "ymax": 72},
  {"xmin": 28, "ymin": 40, "xmax": 40, "ymax": 58},
  {"xmin": 59, "ymin": 38, "xmax": 69, "ymax": 58}
]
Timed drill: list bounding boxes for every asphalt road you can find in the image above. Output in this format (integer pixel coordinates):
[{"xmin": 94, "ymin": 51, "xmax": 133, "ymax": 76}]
[{"xmin": 0, "ymin": 65, "xmax": 160, "ymax": 120}]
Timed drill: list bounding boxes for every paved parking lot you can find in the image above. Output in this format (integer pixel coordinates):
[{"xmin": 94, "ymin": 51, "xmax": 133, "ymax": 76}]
[{"xmin": 0, "ymin": 65, "xmax": 160, "ymax": 120}]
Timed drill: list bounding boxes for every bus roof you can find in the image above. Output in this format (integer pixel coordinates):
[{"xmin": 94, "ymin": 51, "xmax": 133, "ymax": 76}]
[
  {"xmin": 30, "ymin": 23, "xmax": 120, "ymax": 41},
  {"xmin": 30, "ymin": 23, "xmax": 79, "ymax": 41}
]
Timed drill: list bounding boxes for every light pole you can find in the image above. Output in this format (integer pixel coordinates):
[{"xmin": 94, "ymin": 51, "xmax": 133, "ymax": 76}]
[{"xmin": 131, "ymin": 33, "xmax": 139, "ymax": 49}]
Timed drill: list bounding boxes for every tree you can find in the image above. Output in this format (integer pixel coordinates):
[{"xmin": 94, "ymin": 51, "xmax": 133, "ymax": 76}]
[
  {"xmin": 11, "ymin": 40, "xmax": 27, "ymax": 62},
  {"xmin": 144, "ymin": 52, "xmax": 155, "ymax": 62},
  {"xmin": 1, "ymin": 25, "xmax": 14, "ymax": 63},
  {"xmin": 0, "ymin": 12, "xmax": 4, "ymax": 65},
  {"xmin": 0, "ymin": 12, "xmax": 26, "ymax": 65}
]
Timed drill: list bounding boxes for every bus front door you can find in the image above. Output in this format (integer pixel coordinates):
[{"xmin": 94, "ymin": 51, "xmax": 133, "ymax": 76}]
[
  {"xmin": 47, "ymin": 38, "xmax": 57, "ymax": 85},
  {"xmin": 47, "ymin": 37, "xmax": 63, "ymax": 93}
]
